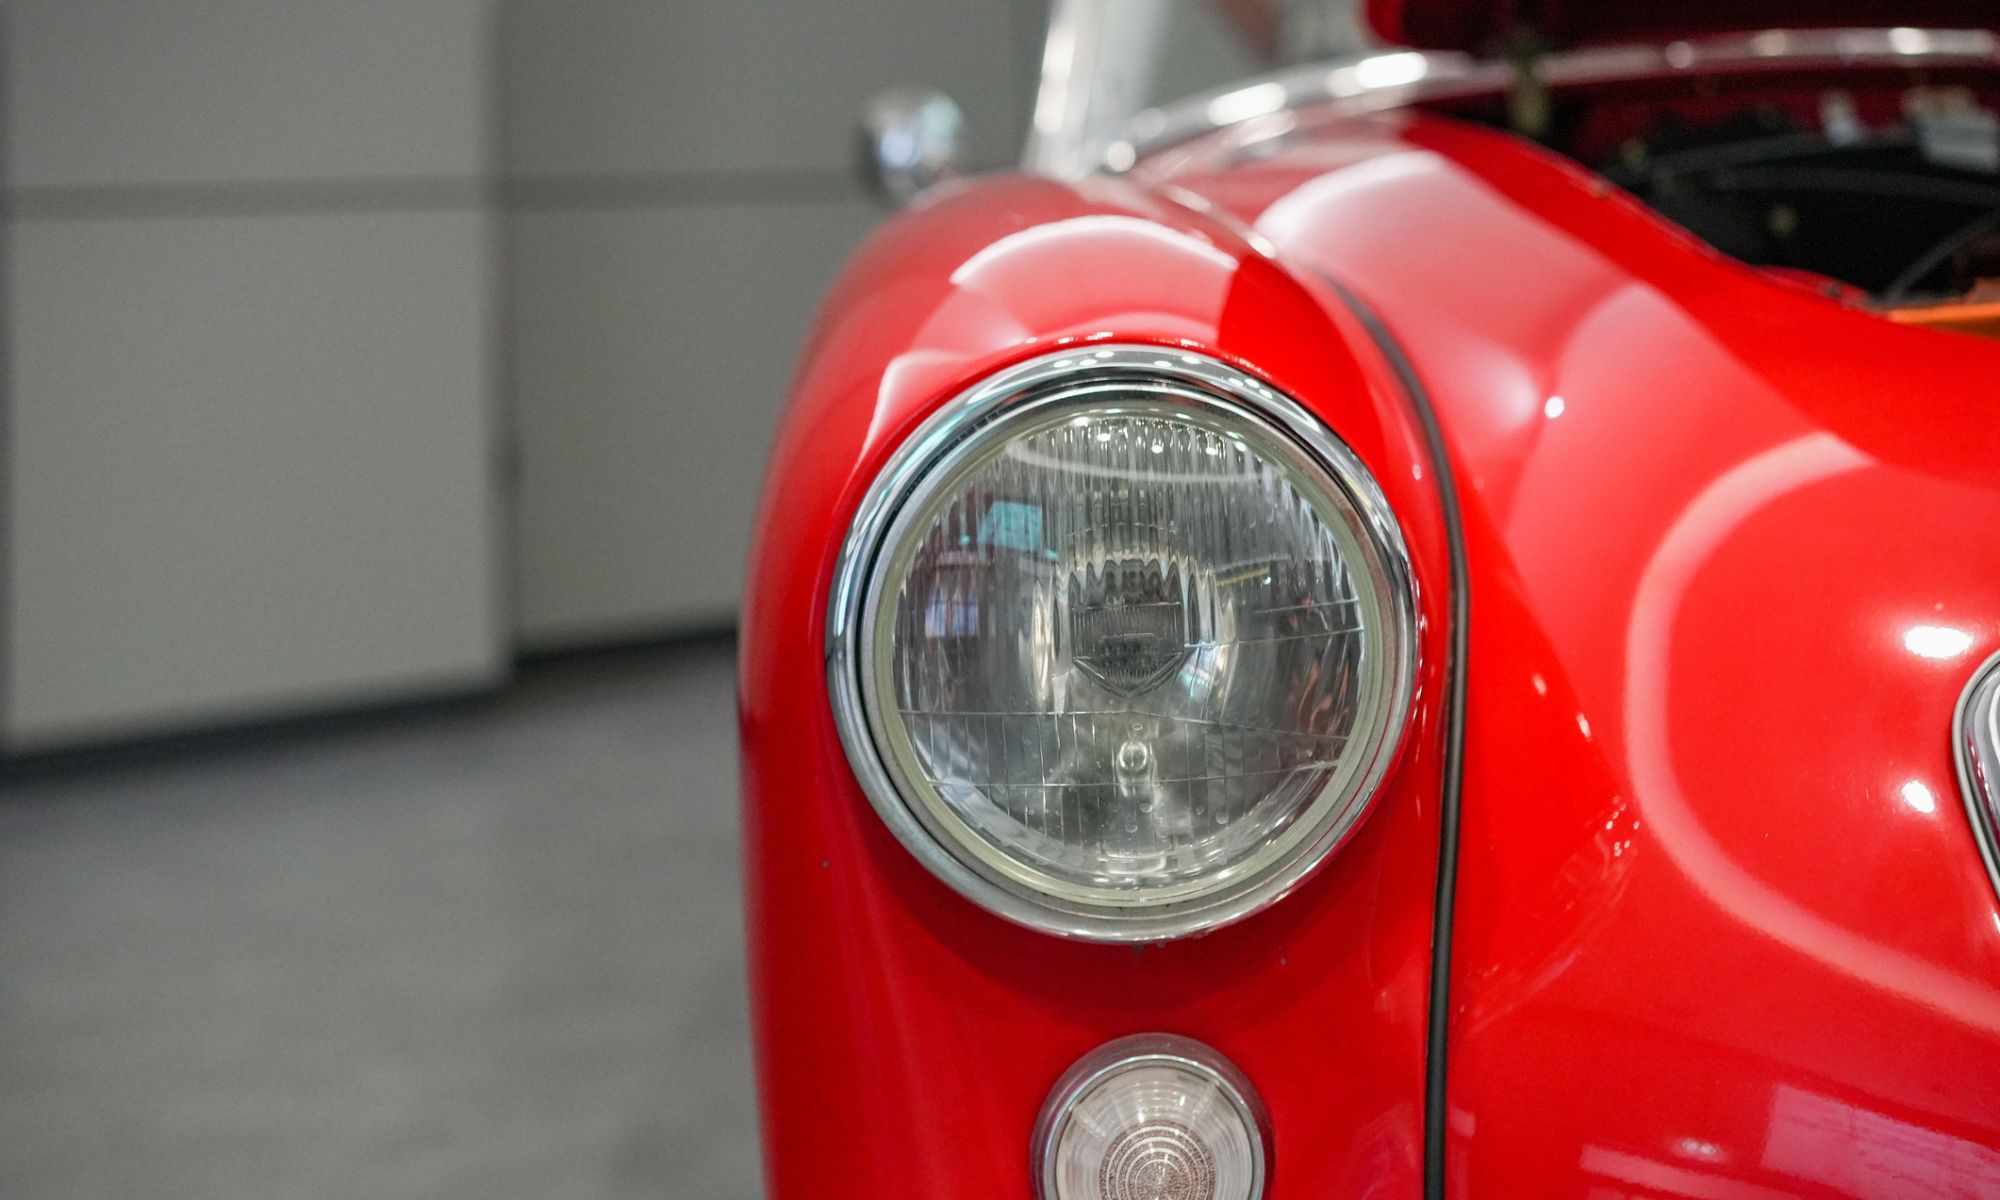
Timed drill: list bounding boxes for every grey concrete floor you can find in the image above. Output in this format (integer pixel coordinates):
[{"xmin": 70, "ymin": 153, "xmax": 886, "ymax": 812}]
[{"xmin": 0, "ymin": 639, "xmax": 759, "ymax": 1199}]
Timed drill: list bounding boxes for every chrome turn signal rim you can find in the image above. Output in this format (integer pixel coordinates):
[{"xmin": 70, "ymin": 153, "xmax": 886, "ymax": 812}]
[{"xmin": 1955, "ymin": 649, "xmax": 2000, "ymax": 900}]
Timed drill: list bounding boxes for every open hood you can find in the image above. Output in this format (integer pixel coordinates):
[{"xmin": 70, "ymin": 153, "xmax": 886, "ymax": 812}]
[{"xmin": 1365, "ymin": 0, "xmax": 2000, "ymax": 52}]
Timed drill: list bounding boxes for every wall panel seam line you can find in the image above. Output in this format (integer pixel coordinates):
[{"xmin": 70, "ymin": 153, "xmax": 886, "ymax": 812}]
[{"xmin": 5, "ymin": 170, "xmax": 871, "ymax": 221}]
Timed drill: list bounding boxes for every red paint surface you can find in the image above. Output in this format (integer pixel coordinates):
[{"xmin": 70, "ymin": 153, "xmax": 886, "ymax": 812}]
[
  {"xmin": 739, "ymin": 177, "xmax": 1454, "ymax": 1198},
  {"xmin": 745, "ymin": 94, "xmax": 2000, "ymax": 1196},
  {"xmin": 1152, "ymin": 112, "xmax": 2000, "ymax": 1196}
]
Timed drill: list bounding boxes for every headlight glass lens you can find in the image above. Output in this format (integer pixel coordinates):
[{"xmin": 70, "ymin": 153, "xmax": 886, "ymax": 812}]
[{"xmin": 836, "ymin": 349, "xmax": 1414, "ymax": 938}]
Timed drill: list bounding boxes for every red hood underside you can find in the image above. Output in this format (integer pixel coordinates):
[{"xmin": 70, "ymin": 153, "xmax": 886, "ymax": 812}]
[{"xmin": 1367, "ymin": 0, "xmax": 2000, "ymax": 52}]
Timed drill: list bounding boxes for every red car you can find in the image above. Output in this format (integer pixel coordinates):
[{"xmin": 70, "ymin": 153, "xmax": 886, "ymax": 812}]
[{"xmin": 739, "ymin": 2, "xmax": 2000, "ymax": 1196}]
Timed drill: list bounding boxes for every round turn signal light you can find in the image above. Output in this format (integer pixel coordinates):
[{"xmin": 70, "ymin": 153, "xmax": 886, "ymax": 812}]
[{"xmin": 1033, "ymin": 1034, "xmax": 1270, "ymax": 1200}]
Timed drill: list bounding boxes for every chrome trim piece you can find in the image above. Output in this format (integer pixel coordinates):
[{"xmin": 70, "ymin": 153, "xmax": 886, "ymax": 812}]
[
  {"xmin": 825, "ymin": 346, "xmax": 1419, "ymax": 942},
  {"xmin": 1321, "ymin": 276, "xmax": 1471, "ymax": 1200},
  {"xmin": 857, "ymin": 87, "xmax": 969, "ymax": 207},
  {"xmin": 1955, "ymin": 650, "xmax": 2000, "ymax": 901},
  {"xmin": 1114, "ymin": 47, "xmax": 1493, "ymax": 169},
  {"xmin": 1038, "ymin": 27, "xmax": 2000, "ymax": 175},
  {"xmin": 1031, "ymin": 1033, "xmax": 1271, "ymax": 1200},
  {"xmin": 1024, "ymin": 0, "xmax": 1173, "ymax": 179}
]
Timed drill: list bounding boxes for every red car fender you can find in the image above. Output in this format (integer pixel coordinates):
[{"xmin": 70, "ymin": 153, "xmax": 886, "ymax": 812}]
[
  {"xmin": 739, "ymin": 174, "xmax": 1456, "ymax": 1198},
  {"xmin": 1151, "ymin": 110, "xmax": 2000, "ymax": 1197}
]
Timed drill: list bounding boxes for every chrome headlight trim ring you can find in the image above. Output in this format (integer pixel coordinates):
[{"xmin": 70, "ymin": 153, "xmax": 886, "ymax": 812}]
[{"xmin": 824, "ymin": 345, "xmax": 1419, "ymax": 941}]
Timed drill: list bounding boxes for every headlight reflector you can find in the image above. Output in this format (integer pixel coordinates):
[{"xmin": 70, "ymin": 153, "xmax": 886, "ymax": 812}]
[{"xmin": 829, "ymin": 347, "xmax": 1415, "ymax": 939}]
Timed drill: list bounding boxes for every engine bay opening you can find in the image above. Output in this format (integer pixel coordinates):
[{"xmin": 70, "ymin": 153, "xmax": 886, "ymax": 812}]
[{"xmin": 1448, "ymin": 68, "xmax": 2000, "ymax": 337}]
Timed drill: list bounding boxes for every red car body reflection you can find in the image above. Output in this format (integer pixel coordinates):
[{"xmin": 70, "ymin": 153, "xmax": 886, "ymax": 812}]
[{"xmin": 740, "ymin": 22, "xmax": 2000, "ymax": 1200}]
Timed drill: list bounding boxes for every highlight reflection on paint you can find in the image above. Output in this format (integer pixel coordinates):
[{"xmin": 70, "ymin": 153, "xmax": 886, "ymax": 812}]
[
  {"xmin": 1624, "ymin": 432, "xmax": 2000, "ymax": 1035},
  {"xmin": 1904, "ymin": 624, "xmax": 1974, "ymax": 660}
]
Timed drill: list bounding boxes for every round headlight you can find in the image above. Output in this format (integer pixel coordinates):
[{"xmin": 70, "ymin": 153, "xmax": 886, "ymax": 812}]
[{"xmin": 828, "ymin": 346, "xmax": 1416, "ymax": 940}]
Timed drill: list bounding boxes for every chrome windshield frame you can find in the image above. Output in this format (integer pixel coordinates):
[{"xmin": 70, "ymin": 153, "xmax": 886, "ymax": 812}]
[
  {"xmin": 1023, "ymin": 0, "xmax": 1174, "ymax": 178},
  {"xmin": 1022, "ymin": 18, "xmax": 2000, "ymax": 178}
]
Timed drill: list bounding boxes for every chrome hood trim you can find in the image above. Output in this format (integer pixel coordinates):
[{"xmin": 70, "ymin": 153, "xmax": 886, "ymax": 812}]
[
  {"xmin": 1957, "ymin": 650, "xmax": 2000, "ymax": 901},
  {"xmin": 1093, "ymin": 28, "xmax": 2000, "ymax": 174}
]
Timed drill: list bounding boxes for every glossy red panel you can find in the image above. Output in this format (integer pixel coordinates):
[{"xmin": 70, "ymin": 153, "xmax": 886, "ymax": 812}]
[
  {"xmin": 1155, "ymin": 112, "xmax": 2000, "ymax": 1196},
  {"xmin": 739, "ymin": 176, "xmax": 1454, "ymax": 1198}
]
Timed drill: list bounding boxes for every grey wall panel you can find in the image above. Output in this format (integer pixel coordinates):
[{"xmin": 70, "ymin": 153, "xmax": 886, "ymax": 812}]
[
  {"xmin": 503, "ymin": 0, "xmax": 1047, "ymax": 647},
  {"xmin": 1156, "ymin": 1, "xmax": 1266, "ymax": 105},
  {"xmin": 499, "ymin": 0, "xmax": 1032, "ymax": 179},
  {"xmin": 508, "ymin": 201, "xmax": 877, "ymax": 648},
  {"xmin": 4, "ymin": 212, "xmax": 504, "ymax": 750},
  {"xmin": 4, "ymin": 0, "xmax": 492, "ymax": 189}
]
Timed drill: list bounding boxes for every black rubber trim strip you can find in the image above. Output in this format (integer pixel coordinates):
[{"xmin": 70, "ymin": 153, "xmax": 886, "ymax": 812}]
[{"xmin": 1317, "ymin": 273, "xmax": 1470, "ymax": 1200}]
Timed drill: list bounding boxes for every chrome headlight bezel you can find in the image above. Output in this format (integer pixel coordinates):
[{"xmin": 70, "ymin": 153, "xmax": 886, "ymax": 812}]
[{"xmin": 826, "ymin": 346, "xmax": 1418, "ymax": 941}]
